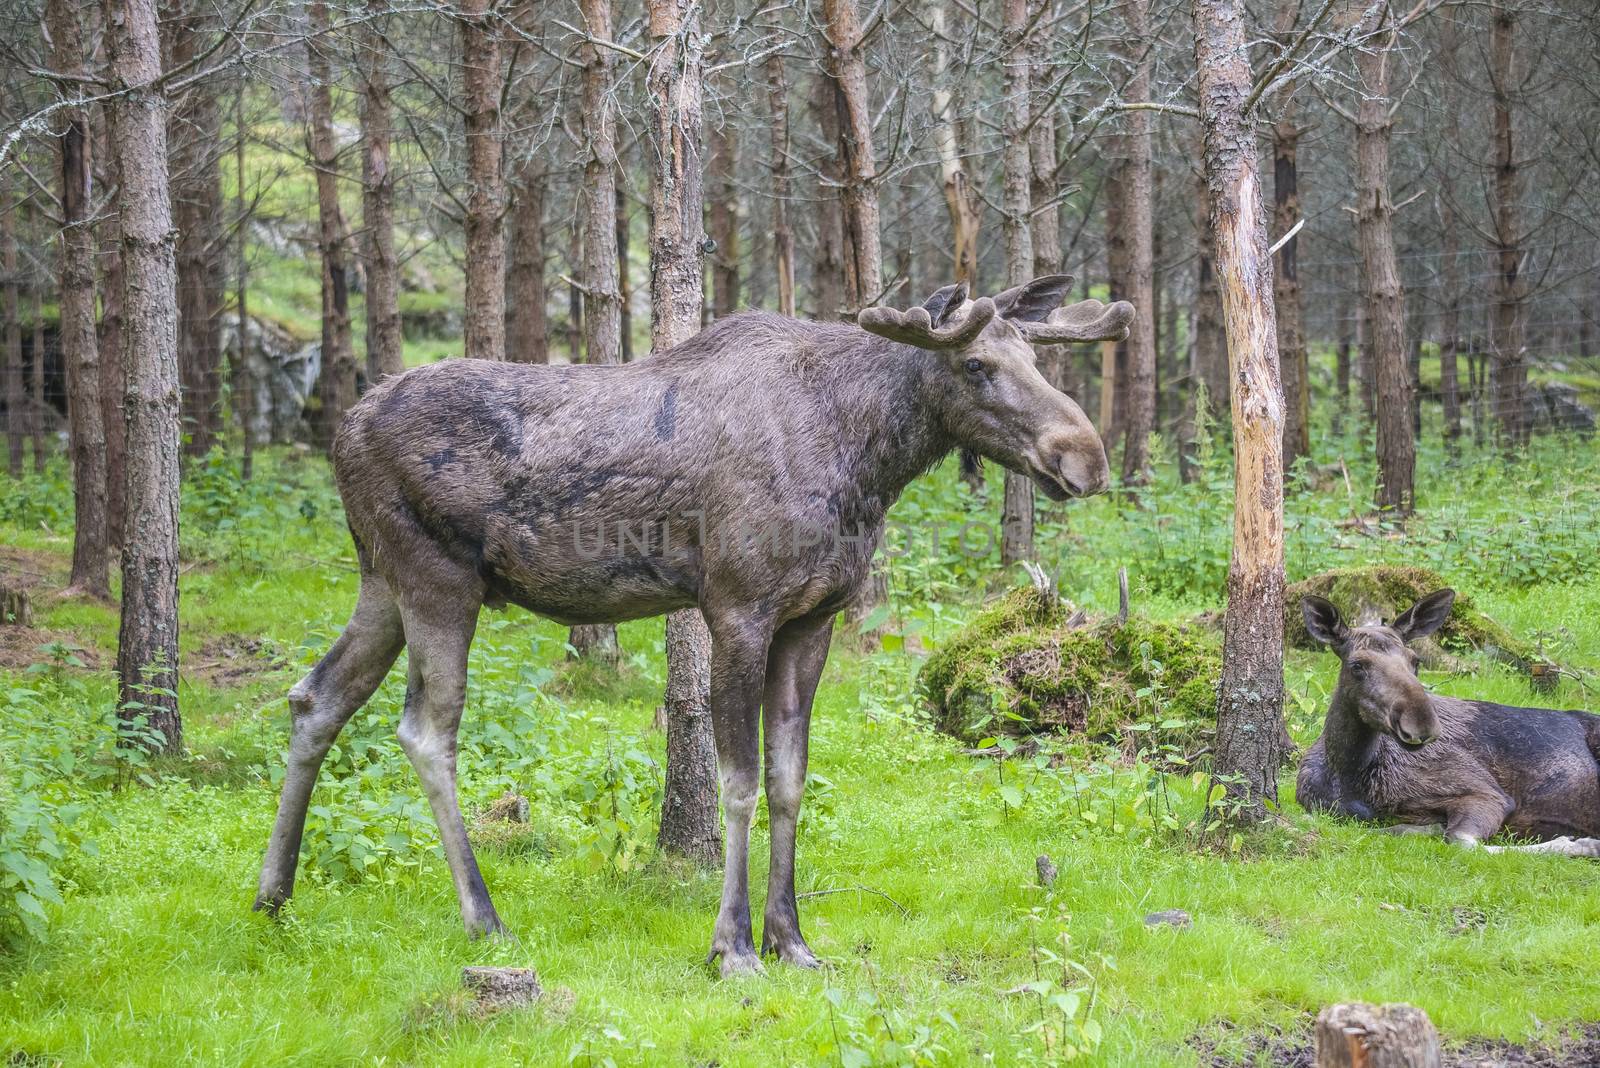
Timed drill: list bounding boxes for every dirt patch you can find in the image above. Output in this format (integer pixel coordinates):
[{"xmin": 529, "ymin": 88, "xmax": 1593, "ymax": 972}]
[
  {"xmin": 0, "ymin": 545, "xmax": 66, "ymax": 591},
  {"xmin": 1194, "ymin": 1020, "xmax": 1600, "ymax": 1067},
  {"xmin": 0, "ymin": 626, "xmax": 98, "ymax": 671},
  {"xmin": 186, "ymin": 634, "xmax": 290, "ymax": 686}
]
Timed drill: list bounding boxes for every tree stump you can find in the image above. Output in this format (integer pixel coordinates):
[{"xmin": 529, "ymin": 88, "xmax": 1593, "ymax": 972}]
[
  {"xmin": 462, "ymin": 966, "xmax": 542, "ymax": 1012},
  {"xmin": 1, "ymin": 585, "xmax": 32, "ymax": 627},
  {"xmin": 1315, "ymin": 1003, "xmax": 1441, "ymax": 1068}
]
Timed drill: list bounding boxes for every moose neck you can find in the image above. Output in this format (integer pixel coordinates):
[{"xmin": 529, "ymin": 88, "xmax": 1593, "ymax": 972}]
[
  {"xmin": 823, "ymin": 335, "xmax": 961, "ymax": 507},
  {"xmin": 1322, "ymin": 683, "xmax": 1382, "ymax": 780}
]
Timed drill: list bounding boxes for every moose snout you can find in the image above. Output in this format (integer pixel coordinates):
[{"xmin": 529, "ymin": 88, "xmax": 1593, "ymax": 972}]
[
  {"xmin": 1392, "ymin": 704, "xmax": 1439, "ymax": 749},
  {"xmin": 1047, "ymin": 435, "xmax": 1111, "ymax": 498}
]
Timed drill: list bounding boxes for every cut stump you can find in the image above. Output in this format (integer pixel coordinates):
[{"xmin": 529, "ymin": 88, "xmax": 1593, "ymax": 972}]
[
  {"xmin": 462, "ymin": 966, "xmax": 543, "ymax": 1012},
  {"xmin": 1314, "ymin": 1002, "xmax": 1441, "ymax": 1068}
]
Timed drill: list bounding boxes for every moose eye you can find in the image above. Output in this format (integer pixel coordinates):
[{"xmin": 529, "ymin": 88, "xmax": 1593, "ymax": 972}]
[
  {"xmin": 1349, "ymin": 661, "xmax": 1367, "ymax": 677},
  {"xmin": 964, "ymin": 357, "xmax": 984, "ymax": 375}
]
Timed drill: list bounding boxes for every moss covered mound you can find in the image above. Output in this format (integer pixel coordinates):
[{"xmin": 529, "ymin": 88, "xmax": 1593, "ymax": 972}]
[
  {"xmin": 1283, "ymin": 566, "xmax": 1534, "ymax": 666},
  {"xmin": 918, "ymin": 587, "xmax": 1220, "ymax": 745}
]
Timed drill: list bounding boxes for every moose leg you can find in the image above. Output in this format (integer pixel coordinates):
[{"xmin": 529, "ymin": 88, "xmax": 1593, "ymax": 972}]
[
  {"xmin": 256, "ymin": 574, "xmax": 405, "ymax": 913},
  {"xmin": 760, "ymin": 613, "xmax": 833, "ymax": 968},
  {"xmin": 396, "ymin": 593, "xmax": 504, "ymax": 938},
  {"xmin": 1484, "ymin": 836, "xmax": 1600, "ymax": 857},
  {"xmin": 705, "ymin": 613, "xmax": 773, "ymax": 977}
]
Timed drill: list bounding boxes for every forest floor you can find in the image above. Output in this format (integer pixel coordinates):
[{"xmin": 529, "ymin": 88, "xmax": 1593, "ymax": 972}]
[{"xmin": 1, "ymin": 422, "xmax": 1598, "ymax": 1067}]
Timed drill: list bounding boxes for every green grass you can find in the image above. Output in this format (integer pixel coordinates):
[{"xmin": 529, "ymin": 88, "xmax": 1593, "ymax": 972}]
[{"xmin": 1, "ymin": 424, "xmax": 1598, "ymax": 1065}]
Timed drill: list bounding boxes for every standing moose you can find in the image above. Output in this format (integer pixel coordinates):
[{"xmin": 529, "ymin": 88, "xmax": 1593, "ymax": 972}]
[{"xmin": 254, "ymin": 275, "xmax": 1132, "ymax": 976}]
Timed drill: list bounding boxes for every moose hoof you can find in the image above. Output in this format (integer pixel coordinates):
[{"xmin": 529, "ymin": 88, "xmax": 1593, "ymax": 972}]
[
  {"xmin": 711, "ymin": 945, "xmax": 766, "ymax": 979},
  {"xmin": 762, "ymin": 932, "xmax": 822, "ymax": 969}
]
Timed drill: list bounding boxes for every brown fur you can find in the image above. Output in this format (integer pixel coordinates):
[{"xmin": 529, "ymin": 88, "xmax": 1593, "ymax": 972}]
[
  {"xmin": 254, "ymin": 278, "xmax": 1122, "ymax": 973},
  {"xmin": 1297, "ymin": 590, "xmax": 1600, "ymax": 847}
]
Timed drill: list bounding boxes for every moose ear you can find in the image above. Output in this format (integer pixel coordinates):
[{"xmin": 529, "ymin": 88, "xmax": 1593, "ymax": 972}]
[
  {"xmin": 921, "ymin": 281, "xmax": 969, "ymax": 327},
  {"xmin": 1301, "ymin": 596, "xmax": 1349, "ymax": 649},
  {"xmin": 1392, "ymin": 588, "xmax": 1455, "ymax": 643},
  {"xmin": 991, "ymin": 274, "xmax": 1076, "ymax": 323}
]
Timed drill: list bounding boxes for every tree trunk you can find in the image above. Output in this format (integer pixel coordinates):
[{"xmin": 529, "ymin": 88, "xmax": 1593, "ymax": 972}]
[
  {"xmin": 1273, "ymin": 104, "xmax": 1309, "ymax": 468},
  {"xmin": 234, "ymin": 80, "xmax": 254, "ymax": 480},
  {"xmin": 647, "ymin": 0, "xmax": 721, "ymax": 865},
  {"xmin": 931, "ymin": 3, "xmax": 980, "ymax": 289},
  {"xmin": 1352, "ymin": 1, "xmax": 1414, "ymax": 514},
  {"xmin": 361, "ymin": 0, "xmax": 404, "ymax": 381},
  {"xmin": 1194, "ymin": 175, "xmax": 1229, "ymax": 422},
  {"xmin": 1101, "ymin": 182, "xmax": 1127, "ymax": 447},
  {"xmin": 707, "ymin": 118, "xmax": 739, "ymax": 318},
  {"xmin": 821, "ymin": 0, "xmax": 881, "ymax": 310},
  {"xmin": 1435, "ymin": 14, "xmax": 1463, "ymax": 453},
  {"xmin": 811, "ymin": 73, "xmax": 844, "ymax": 321},
  {"xmin": 1489, "ymin": 1, "xmax": 1526, "ymax": 449},
  {"xmin": 765, "ymin": 56, "xmax": 796, "ymax": 317},
  {"xmin": 165, "ymin": 0, "xmax": 223, "ymax": 457},
  {"xmin": 3, "ymin": 181, "xmax": 23, "ymax": 477},
  {"xmin": 999, "ymin": 0, "xmax": 1035, "ymax": 566},
  {"xmin": 106, "ymin": 0, "xmax": 182, "ymax": 753},
  {"xmin": 766, "ymin": 56, "xmax": 796, "ymax": 318},
  {"xmin": 1030, "ymin": 49, "xmax": 1065, "ymax": 394},
  {"xmin": 306, "ymin": 0, "xmax": 357, "ymax": 447},
  {"xmin": 95, "ymin": 118, "xmax": 127, "ymax": 542},
  {"xmin": 569, "ymin": 0, "xmax": 624, "ymax": 664},
  {"xmin": 1193, "ymin": 0, "xmax": 1288, "ymax": 822},
  {"xmin": 617, "ymin": 181, "xmax": 632, "ymax": 361},
  {"xmin": 50, "ymin": 0, "xmax": 111, "ymax": 599},
  {"xmin": 506, "ymin": 164, "xmax": 549, "ymax": 363},
  {"xmin": 31, "ymin": 282, "xmax": 47, "ymax": 472},
  {"xmin": 1334, "ymin": 303, "xmax": 1350, "ymax": 437},
  {"xmin": 460, "ymin": 0, "xmax": 505, "ymax": 362},
  {"xmin": 1119, "ymin": 0, "xmax": 1156, "ymax": 486},
  {"xmin": 1314, "ymin": 1003, "xmax": 1441, "ymax": 1068}
]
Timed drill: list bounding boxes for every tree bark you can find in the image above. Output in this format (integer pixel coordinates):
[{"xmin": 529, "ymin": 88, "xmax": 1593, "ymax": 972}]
[
  {"xmin": 617, "ymin": 180, "xmax": 632, "ymax": 362},
  {"xmin": 234, "ymin": 79, "xmax": 254, "ymax": 480},
  {"xmin": 94, "ymin": 114, "xmax": 127, "ymax": 541},
  {"xmin": 3, "ymin": 180, "xmax": 23, "ymax": 477},
  {"xmin": 811, "ymin": 73, "xmax": 844, "ymax": 321},
  {"xmin": 29, "ymin": 297, "xmax": 46, "ymax": 473},
  {"xmin": 821, "ymin": 0, "xmax": 881, "ymax": 310},
  {"xmin": 569, "ymin": 0, "xmax": 624, "ymax": 664},
  {"xmin": 707, "ymin": 118, "xmax": 740, "ymax": 318},
  {"xmin": 999, "ymin": 0, "xmax": 1035, "ymax": 566},
  {"xmin": 1194, "ymin": 172, "xmax": 1229, "ymax": 423},
  {"xmin": 460, "ymin": 0, "xmax": 505, "ymax": 362},
  {"xmin": 1351, "ymin": 1, "xmax": 1414, "ymax": 513},
  {"xmin": 1272, "ymin": 3, "xmax": 1309, "ymax": 471},
  {"xmin": 506, "ymin": 164, "xmax": 548, "ymax": 363},
  {"xmin": 306, "ymin": 0, "xmax": 357, "ymax": 447},
  {"xmin": 1435, "ymin": 15, "xmax": 1463, "ymax": 454},
  {"xmin": 647, "ymin": 0, "xmax": 721, "ymax": 865},
  {"xmin": 361, "ymin": 0, "xmax": 404, "ymax": 381},
  {"xmin": 50, "ymin": 0, "xmax": 111, "ymax": 598},
  {"xmin": 931, "ymin": 3, "xmax": 980, "ymax": 288},
  {"xmin": 766, "ymin": 56, "xmax": 795, "ymax": 318},
  {"xmin": 1489, "ymin": 0, "xmax": 1526, "ymax": 449},
  {"xmin": 106, "ymin": 0, "xmax": 182, "ymax": 753},
  {"xmin": 1193, "ymin": 0, "xmax": 1287, "ymax": 822},
  {"xmin": 1118, "ymin": 0, "xmax": 1156, "ymax": 486},
  {"xmin": 165, "ymin": 0, "xmax": 223, "ymax": 457}
]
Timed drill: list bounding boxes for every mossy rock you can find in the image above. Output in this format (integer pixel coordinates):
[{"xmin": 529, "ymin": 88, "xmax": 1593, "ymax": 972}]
[
  {"xmin": 918, "ymin": 587, "xmax": 1220, "ymax": 746},
  {"xmin": 1283, "ymin": 566, "xmax": 1535, "ymax": 668}
]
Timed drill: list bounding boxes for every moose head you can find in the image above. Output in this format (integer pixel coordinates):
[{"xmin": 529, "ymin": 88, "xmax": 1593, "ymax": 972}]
[
  {"xmin": 858, "ymin": 274, "xmax": 1131, "ymax": 501},
  {"xmin": 1301, "ymin": 589, "xmax": 1457, "ymax": 748}
]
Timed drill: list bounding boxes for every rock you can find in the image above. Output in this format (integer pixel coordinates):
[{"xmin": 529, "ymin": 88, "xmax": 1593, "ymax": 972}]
[
  {"xmin": 462, "ymin": 966, "xmax": 542, "ymax": 1012},
  {"xmin": 1143, "ymin": 909, "xmax": 1191, "ymax": 929},
  {"xmin": 1528, "ymin": 381, "xmax": 1596, "ymax": 438},
  {"xmin": 1035, "ymin": 854, "xmax": 1058, "ymax": 888}
]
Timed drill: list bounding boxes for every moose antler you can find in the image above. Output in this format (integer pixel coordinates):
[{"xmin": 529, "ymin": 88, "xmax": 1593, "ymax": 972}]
[
  {"xmin": 858, "ymin": 296, "xmax": 998, "ymax": 349},
  {"xmin": 1016, "ymin": 299, "xmax": 1135, "ymax": 344}
]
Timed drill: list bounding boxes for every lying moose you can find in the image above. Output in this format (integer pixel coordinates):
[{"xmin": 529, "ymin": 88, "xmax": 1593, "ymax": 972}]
[
  {"xmin": 1297, "ymin": 589, "xmax": 1600, "ymax": 856},
  {"xmin": 254, "ymin": 275, "xmax": 1132, "ymax": 975}
]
